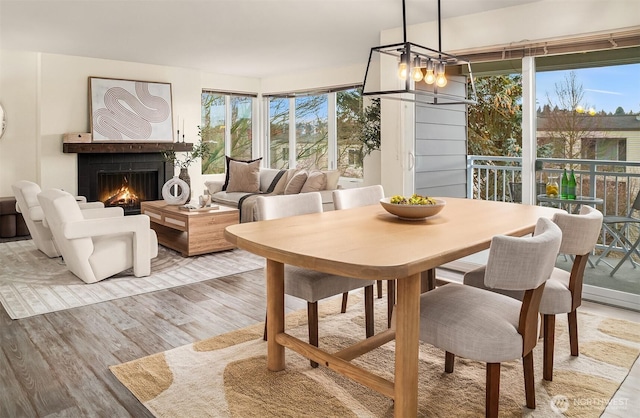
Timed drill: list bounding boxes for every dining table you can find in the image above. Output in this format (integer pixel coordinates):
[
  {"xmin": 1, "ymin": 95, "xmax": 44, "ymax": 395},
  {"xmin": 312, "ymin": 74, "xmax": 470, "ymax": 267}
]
[{"xmin": 224, "ymin": 196, "xmax": 563, "ymax": 417}]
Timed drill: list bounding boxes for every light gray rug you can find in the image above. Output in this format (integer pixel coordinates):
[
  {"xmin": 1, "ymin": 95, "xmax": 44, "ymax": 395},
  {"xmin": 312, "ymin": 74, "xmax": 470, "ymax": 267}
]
[{"xmin": 0, "ymin": 240, "xmax": 265, "ymax": 319}]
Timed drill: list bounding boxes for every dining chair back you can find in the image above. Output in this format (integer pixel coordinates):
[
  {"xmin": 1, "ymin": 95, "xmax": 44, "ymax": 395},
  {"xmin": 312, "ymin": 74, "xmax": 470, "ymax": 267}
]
[
  {"xmin": 255, "ymin": 192, "xmax": 375, "ymax": 367},
  {"xmin": 419, "ymin": 217, "xmax": 562, "ymax": 417}
]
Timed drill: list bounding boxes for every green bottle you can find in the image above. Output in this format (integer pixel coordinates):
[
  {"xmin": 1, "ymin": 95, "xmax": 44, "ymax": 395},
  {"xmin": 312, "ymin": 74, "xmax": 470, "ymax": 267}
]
[
  {"xmin": 561, "ymin": 169, "xmax": 568, "ymax": 199},
  {"xmin": 568, "ymin": 169, "xmax": 577, "ymax": 200}
]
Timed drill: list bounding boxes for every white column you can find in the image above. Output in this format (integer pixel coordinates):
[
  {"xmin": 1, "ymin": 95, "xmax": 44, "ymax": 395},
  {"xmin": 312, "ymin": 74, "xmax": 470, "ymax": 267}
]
[{"xmin": 521, "ymin": 56, "xmax": 537, "ymax": 205}]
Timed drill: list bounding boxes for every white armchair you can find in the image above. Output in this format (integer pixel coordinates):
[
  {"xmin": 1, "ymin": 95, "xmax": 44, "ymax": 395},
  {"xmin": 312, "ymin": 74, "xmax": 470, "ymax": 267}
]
[
  {"xmin": 37, "ymin": 189, "xmax": 158, "ymax": 283},
  {"xmin": 12, "ymin": 180, "xmax": 110, "ymax": 258}
]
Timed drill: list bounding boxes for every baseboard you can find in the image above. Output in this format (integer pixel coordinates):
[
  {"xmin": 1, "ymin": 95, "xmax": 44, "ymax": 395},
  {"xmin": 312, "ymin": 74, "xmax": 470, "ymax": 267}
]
[{"xmin": 583, "ymin": 285, "xmax": 640, "ymax": 312}]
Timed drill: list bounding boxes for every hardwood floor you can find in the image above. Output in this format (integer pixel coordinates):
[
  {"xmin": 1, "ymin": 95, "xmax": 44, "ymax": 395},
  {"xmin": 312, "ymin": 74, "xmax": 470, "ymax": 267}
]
[
  {"xmin": 1, "ymin": 268, "xmax": 638, "ymax": 417},
  {"xmin": 0, "ymin": 269, "xmax": 307, "ymax": 417}
]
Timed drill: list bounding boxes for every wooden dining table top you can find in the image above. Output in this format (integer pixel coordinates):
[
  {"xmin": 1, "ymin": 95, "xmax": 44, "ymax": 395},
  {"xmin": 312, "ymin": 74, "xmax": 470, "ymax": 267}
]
[{"xmin": 224, "ymin": 196, "xmax": 564, "ymax": 280}]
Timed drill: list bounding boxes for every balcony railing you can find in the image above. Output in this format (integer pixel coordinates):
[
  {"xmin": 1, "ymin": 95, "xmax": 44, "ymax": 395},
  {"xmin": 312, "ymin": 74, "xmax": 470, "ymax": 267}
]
[{"xmin": 467, "ymin": 155, "xmax": 640, "ymax": 259}]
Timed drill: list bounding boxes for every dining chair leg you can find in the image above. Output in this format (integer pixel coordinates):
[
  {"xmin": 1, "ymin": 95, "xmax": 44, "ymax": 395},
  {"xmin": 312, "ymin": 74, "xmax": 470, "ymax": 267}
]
[
  {"xmin": 376, "ymin": 280, "xmax": 383, "ymax": 299},
  {"xmin": 340, "ymin": 292, "xmax": 348, "ymax": 313},
  {"xmin": 486, "ymin": 363, "xmax": 500, "ymax": 418},
  {"xmin": 387, "ymin": 280, "xmax": 396, "ymax": 328},
  {"xmin": 365, "ymin": 285, "xmax": 374, "ymax": 338},
  {"xmin": 568, "ymin": 310, "xmax": 579, "ymax": 356},
  {"xmin": 523, "ymin": 351, "xmax": 536, "ymax": 409},
  {"xmin": 543, "ymin": 314, "xmax": 555, "ymax": 381},
  {"xmin": 445, "ymin": 351, "xmax": 455, "ymax": 373},
  {"xmin": 308, "ymin": 301, "xmax": 319, "ymax": 368}
]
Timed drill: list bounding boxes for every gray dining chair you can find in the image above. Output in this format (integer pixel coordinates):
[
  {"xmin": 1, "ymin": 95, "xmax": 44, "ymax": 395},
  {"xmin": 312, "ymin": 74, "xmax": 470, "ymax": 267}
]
[
  {"xmin": 464, "ymin": 206, "xmax": 603, "ymax": 381},
  {"xmin": 333, "ymin": 185, "xmax": 395, "ymax": 327},
  {"xmin": 256, "ymin": 192, "xmax": 375, "ymax": 367},
  {"xmin": 419, "ymin": 217, "xmax": 562, "ymax": 417}
]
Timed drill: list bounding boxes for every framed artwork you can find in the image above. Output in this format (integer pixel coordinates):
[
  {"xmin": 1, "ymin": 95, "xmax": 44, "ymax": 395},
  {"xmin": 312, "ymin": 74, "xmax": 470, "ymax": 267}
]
[{"xmin": 89, "ymin": 77, "xmax": 173, "ymax": 142}]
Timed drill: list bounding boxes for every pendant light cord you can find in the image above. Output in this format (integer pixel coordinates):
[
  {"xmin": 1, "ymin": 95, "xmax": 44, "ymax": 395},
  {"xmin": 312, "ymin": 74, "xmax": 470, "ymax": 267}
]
[{"xmin": 402, "ymin": 0, "xmax": 407, "ymax": 43}]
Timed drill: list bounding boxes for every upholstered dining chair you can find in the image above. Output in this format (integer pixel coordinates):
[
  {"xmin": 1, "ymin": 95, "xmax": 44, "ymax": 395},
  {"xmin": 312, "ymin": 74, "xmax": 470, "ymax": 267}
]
[
  {"xmin": 464, "ymin": 205, "xmax": 603, "ymax": 382},
  {"xmin": 333, "ymin": 185, "xmax": 395, "ymax": 326},
  {"xmin": 12, "ymin": 180, "xmax": 109, "ymax": 258},
  {"xmin": 419, "ymin": 217, "xmax": 562, "ymax": 417},
  {"xmin": 256, "ymin": 192, "xmax": 375, "ymax": 367},
  {"xmin": 37, "ymin": 189, "xmax": 158, "ymax": 283}
]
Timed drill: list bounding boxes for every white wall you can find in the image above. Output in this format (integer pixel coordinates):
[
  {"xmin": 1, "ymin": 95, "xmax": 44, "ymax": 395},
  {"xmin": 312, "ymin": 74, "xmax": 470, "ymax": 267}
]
[
  {"xmin": 379, "ymin": 0, "xmax": 640, "ymax": 197},
  {"xmin": 0, "ymin": 51, "xmax": 260, "ymax": 196}
]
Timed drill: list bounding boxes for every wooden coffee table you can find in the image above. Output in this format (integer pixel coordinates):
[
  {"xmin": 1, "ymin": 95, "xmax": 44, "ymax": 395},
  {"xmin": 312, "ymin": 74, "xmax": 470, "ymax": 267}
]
[{"xmin": 141, "ymin": 200, "xmax": 239, "ymax": 256}]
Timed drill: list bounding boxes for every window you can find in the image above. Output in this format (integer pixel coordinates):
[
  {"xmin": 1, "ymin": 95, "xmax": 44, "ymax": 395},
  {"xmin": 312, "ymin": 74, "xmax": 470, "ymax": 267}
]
[
  {"xmin": 265, "ymin": 86, "xmax": 366, "ymax": 178},
  {"xmin": 201, "ymin": 91, "xmax": 256, "ymax": 174}
]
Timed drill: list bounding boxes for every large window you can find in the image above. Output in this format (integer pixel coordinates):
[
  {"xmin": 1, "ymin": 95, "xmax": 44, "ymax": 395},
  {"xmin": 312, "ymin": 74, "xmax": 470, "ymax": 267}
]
[
  {"xmin": 266, "ymin": 86, "xmax": 366, "ymax": 178},
  {"xmin": 201, "ymin": 91, "xmax": 255, "ymax": 174}
]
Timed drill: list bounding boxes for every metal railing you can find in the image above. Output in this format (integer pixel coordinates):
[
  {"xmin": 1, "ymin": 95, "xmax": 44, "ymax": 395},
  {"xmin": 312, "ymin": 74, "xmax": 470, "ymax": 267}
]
[{"xmin": 467, "ymin": 155, "xmax": 640, "ymax": 260}]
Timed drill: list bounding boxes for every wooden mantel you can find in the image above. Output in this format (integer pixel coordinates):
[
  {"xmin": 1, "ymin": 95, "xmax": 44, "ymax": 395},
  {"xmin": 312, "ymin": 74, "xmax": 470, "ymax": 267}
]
[{"xmin": 63, "ymin": 142, "xmax": 193, "ymax": 153}]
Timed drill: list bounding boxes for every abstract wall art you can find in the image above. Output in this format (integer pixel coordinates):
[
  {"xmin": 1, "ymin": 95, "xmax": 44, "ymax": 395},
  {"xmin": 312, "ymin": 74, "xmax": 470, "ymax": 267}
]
[{"xmin": 89, "ymin": 77, "xmax": 173, "ymax": 142}]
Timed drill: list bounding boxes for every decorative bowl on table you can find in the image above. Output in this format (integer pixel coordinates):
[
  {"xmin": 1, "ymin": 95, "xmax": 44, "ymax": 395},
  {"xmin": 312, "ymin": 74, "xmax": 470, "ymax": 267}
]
[{"xmin": 379, "ymin": 196, "xmax": 446, "ymax": 221}]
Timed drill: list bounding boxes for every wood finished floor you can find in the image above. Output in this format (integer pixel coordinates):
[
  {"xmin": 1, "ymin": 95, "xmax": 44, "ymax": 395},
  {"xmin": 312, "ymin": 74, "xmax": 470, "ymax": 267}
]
[
  {"xmin": 0, "ymin": 269, "xmax": 308, "ymax": 417},
  {"xmin": 1, "ymin": 268, "xmax": 638, "ymax": 417}
]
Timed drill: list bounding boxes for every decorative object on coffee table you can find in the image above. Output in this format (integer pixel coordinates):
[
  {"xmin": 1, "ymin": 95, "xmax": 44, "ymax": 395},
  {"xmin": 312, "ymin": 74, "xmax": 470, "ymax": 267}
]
[{"xmin": 162, "ymin": 176, "xmax": 190, "ymax": 205}]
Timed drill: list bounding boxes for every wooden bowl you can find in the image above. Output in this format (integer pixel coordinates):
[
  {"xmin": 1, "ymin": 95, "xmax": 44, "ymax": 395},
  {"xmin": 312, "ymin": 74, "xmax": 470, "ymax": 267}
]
[{"xmin": 379, "ymin": 197, "xmax": 446, "ymax": 221}]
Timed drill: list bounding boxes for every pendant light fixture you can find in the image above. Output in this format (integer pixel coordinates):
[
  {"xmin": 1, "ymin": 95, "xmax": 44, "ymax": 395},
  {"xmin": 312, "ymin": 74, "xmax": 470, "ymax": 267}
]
[{"xmin": 362, "ymin": 0, "xmax": 477, "ymax": 105}]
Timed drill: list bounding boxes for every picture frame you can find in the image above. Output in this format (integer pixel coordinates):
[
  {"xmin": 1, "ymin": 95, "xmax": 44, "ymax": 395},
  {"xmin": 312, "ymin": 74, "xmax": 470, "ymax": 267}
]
[{"xmin": 89, "ymin": 77, "xmax": 174, "ymax": 142}]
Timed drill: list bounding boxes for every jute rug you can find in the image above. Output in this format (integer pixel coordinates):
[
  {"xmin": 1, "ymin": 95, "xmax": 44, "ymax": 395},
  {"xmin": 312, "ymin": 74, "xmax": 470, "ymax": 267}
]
[
  {"xmin": 111, "ymin": 295, "xmax": 640, "ymax": 417},
  {"xmin": 0, "ymin": 240, "xmax": 264, "ymax": 319}
]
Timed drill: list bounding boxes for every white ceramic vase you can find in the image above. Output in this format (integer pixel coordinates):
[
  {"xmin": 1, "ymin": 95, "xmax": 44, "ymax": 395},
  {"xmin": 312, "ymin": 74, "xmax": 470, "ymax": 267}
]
[{"xmin": 162, "ymin": 176, "xmax": 190, "ymax": 205}]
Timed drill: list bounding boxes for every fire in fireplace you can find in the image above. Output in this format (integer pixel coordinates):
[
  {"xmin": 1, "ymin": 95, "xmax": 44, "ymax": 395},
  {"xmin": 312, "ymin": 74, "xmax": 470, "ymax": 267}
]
[{"xmin": 77, "ymin": 152, "xmax": 173, "ymax": 215}]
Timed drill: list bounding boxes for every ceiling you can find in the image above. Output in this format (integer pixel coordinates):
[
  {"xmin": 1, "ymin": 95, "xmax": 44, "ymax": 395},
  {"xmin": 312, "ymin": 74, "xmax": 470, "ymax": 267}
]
[{"xmin": 0, "ymin": 0, "xmax": 541, "ymax": 79}]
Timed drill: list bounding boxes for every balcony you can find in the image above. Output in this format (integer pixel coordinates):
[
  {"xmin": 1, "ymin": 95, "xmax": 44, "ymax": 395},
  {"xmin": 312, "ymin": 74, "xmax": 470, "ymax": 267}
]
[{"xmin": 466, "ymin": 155, "xmax": 640, "ymax": 308}]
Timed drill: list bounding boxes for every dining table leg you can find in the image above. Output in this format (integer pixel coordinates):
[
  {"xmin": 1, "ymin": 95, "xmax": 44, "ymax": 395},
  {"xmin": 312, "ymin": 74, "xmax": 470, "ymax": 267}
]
[
  {"xmin": 266, "ymin": 259, "xmax": 285, "ymax": 371},
  {"xmin": 394, "ymin": 272, "xmax": 421, "ymax": 417}
]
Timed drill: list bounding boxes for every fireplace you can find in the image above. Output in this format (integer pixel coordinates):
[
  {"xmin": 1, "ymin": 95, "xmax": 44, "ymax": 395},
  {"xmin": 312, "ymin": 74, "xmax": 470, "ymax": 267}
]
[
  {"xmin": 65, "ymin": 142, "xmax": 192, "ymax": 215},
  {"xmin": 77, "ymin": 153, "xmax": 172, "ymax": 215}
]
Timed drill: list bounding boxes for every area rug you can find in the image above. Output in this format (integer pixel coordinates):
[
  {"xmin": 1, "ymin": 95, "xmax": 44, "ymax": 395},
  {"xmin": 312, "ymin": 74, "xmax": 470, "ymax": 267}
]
[
  {"xmin": 0, "ymin": 239, "xmax": 264, "ymax": 319},
  {"xmin": 111, "ymin": 296, "xmax": 640, "ymax": 417}
]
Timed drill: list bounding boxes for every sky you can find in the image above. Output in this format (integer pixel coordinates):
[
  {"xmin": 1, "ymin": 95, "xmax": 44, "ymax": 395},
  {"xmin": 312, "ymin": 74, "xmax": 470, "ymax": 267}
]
[{"xmin": 536, "ymin": 63, "xmax": 640, "ymax": 114}]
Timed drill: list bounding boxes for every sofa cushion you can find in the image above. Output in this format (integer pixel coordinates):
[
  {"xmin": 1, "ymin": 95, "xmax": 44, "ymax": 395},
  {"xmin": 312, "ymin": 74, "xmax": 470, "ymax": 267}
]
[
  {"xmin": 323, "ymin": 170, "xmax": 340, "ymax": 190},
  {"xmin": 284, "ymin": 170, "xmax": 308, "ymax": 194},
  {"xmin": 222, "ymin": 156, "xmax": 262, "ymax": 191},
  {"xmin": 226, "ymin": 159, "xmax": 261, "ymax": 193},
  {"xmin": 301, "ymin": 170, "xmax": 327, "ymax": 193}
]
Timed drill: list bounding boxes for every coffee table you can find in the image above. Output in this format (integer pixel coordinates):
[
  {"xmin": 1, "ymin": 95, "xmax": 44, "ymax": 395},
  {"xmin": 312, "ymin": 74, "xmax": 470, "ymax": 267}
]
[{"xmin": 141, "ymin": 200, "xmax": 238, "ymax": 256}]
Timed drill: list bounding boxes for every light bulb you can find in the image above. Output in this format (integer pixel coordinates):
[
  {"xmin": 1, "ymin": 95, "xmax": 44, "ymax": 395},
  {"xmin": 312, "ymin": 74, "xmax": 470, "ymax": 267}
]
[
  {"xmin": 397, "ymin": 53, "xmax": 408, "ymax": 80},
  {"xmin": 436, "ymin": 62, "xmax": 447, "ymax": 87},
  {"xmin": 411, "ymin": 57, "xmax": 423, "ymax": 82},
  {"xmin": 588, "ymin": 107, "xmax": 596, "ymax": 116},
  {"xmin": 398, "ymin": 62, "xmax": 408, "ymax": 80},
  {"xmin": 575, "ymin": 105, "xmax": 585, "ymax": 113},
  {"xmin": 424, "ymin": 60, "xmax": 435, "ymax": 84}
]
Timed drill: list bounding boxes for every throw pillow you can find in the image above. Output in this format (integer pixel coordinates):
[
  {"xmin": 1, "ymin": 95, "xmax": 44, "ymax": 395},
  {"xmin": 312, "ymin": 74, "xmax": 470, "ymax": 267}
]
[
  {"xmin": 225, "ymin": 159, "xmax": 261, "ymax": 193},
  {"xmin": 222, "ymin": 156, "xmax": 262, "ymax": 191},
  {"xmin": 301, "ymin": 170, "xmax": 327, "ymax": 193},
  {"xmin": 284, "ymin": 170, "xmax": 308, "ymax": 195},
  {"xmin": 322, "ymin": 170, "xmax": 341, "ymax": 190}
]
